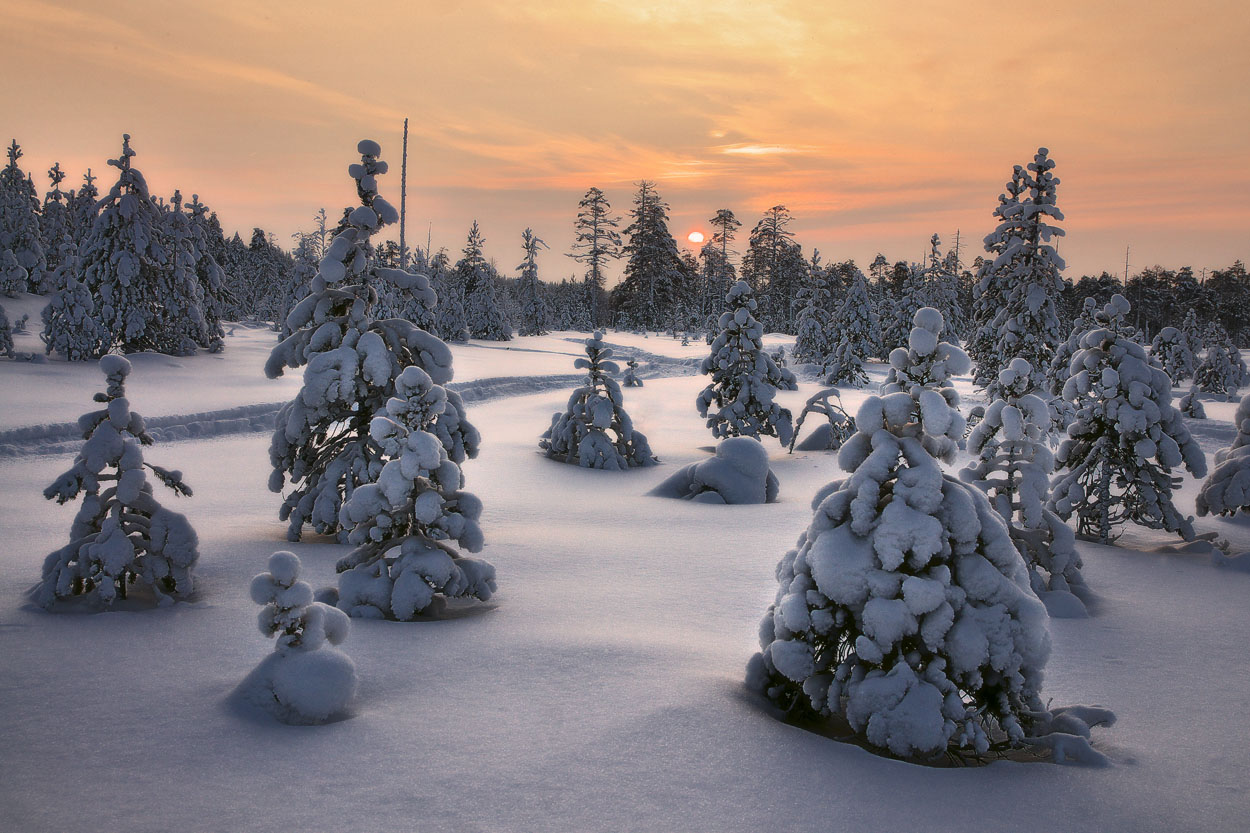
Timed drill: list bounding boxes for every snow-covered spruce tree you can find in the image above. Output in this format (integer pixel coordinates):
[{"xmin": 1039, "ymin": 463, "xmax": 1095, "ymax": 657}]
[
  {"xmin": 0, "ymin": 140, "xmax": 46, "ymax": 292},
  {"xmin": 79, "ymin": 135, "xmax": 171, "ymax": 354},
  {"xmin": 623, "ymin": 357, "xmax": 643, "ymax": 387},
  {"xmin": 1179, "ymin": 308, "xmax": 1204, "ymax": 360},
  {"xmin": 960, "ymin": 358, "xmax": 1085, "ymax": 608},
  {"xmin": 969, "ymin": 166, "xmax": 1026, "ymax": 387},
  {"xmin": 1149, "ymin": 326, "xmax": 1195, "ymax": 386},
  {"xmin": 458, "ymin": 221, "xmax": 510, "ymax": 340},
  {"xmin": 983, "ymin": 149, "xmax": 1066, "ymax": 400},
  {"xmin": 567, "ymin": 187, "xmax": 622, "ymax": 328},
  {"xmin": 37, "ymin": 355, "xmax": 198, "ymax": 608},
  {"xmin": 921, "ymin": 234, "xmax": 963, "ymax": 343},
  {"xmin": 1196, "ymin": 393, "xmax": 1250, "ymax": 517},
  {"xmin": 40, "ymin": 162, "xmax": 74, "ymax": 284},
  {"xmin": 1049, "ymin": 295, "xmax": 1207, "ymax": 543},
  {"xmin": 186, "ymin": 195, "xmax": 228, "ymax": 351},
  {"xmin": 1179, "ymin": 386, "xmax": 1206, "ymax": 419},
  {"xmin": 792, "ymin": 253, "xmax": 834, "ymax": 366},
  {"xmin": 825, "ymin": 268, "xmax": 878, "ymax": 387},
  {"xmin": 244, "ymin": 551, "xmax": 357, "ymax": 723},
  {"xmin": 0, "ymin": 301, "xmax": 12, "ymax": 357},
  {"xmin": 615, "ymin": 180, "xmax": 688, "ymax": 332},
  {"xmin": 0, "ymin": 248, "xmax": 27, "ymax": 296},
  {"xmin": 1046, "ymin": 295, "xmax": 1099, "ymax": 428},
  {"xmin": 516, "ymin": 228, "xmax": 549, "ymax": 336},
  {"xmin": 335, "ymin": 365, "xmax": 492, "ymax": 618},
  {"xmin": 1194, "ymin": 324, "xmax": 1243, "ymax": 398},
  {"xmin": 40, "ymin": 244, "xmax": 106, "ymax": 360},
  {"xmin": 697, "ymin": 280, "xmax": 797, "ymax": 446},
  {"xmin": 430, "ymin": 250, "xmax": 468, "ymax": 342},
  {"xmin": 540, "ymin": 331, "xmax": 656, "ymax": 469},
  {"xmin": 157, "ymin": 190, "xmax": 210, "ymax": 356},
  {"xmin": 748, "ymin": 307, "xmax": 1059, "ymax": 759},
  {"xmin": 69, "ymin": 168, "xmax": 99, "ymax": 250},
  {"xmin": 266, "ymin": 140, "xmax": 449, "ymax": 542}
]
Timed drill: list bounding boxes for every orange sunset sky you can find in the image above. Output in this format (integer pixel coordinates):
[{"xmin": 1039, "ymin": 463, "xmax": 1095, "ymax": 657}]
[{"xmin": 2, "ymin": 0, "xmax": 1247, "ymax": 282}]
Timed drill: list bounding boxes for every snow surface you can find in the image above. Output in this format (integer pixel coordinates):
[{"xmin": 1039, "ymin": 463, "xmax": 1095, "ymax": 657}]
[{"xmin": 2, "ymin": 324, "xmax": 1249, "ymax": 831}]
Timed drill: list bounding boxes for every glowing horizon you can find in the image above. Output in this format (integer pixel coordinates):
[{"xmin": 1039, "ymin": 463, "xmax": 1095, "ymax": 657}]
[{"xmin": 2, "ymin": 0, "xmax": 1246, "ymax": 283}]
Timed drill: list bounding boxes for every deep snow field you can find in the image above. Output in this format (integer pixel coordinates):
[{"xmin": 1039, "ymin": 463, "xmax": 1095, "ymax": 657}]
[{"xmin": 2, "ymin": 297, "xmax": 1249, "ymax": 833}]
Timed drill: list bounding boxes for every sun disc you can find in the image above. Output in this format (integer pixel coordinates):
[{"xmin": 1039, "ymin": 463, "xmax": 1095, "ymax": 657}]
[{"xmin": 688, "ymin": 231, "xmax": 705, "ymax": 244}]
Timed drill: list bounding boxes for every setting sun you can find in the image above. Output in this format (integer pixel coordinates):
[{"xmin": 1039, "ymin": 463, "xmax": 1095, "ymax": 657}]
[{"xmin": 687, "ymin": 231, "xmax": 705, "ymax": 244}]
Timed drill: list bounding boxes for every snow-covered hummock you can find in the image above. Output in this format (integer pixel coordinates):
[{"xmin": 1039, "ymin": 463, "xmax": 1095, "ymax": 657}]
[
  {"xmin": 40, "ymin": 244, "xmax": 105, "ymax": 361},
  {"xmin": 748, "ymin": 307, "xmax": 1082, "ymax": 760},
  {"xmin": 825, "ymin": 268, "xmax": 879, "ymax": 387},
  {"xmin": 515, "ymin": 228, "xmax": 549, "ymax": 337},
  {"xmin": 789, "ymin": 387, "xmax": 855, "ymax": 452},
  {"xmin": 1049, "ymin": 295, "xmax": 1207, "ymax": 544},
  {"xmin": 622, "ymin": 358, "xmax": 643, "ymax": 387},
  {"xmin": 36, "ymin": 356, "xmax": 198, "ymax": 608},
  {"xmin": 1196, "ymin": 393, "xmax": 1250, "ymax": 517},
  {"xmin": 1194, "ymin": 324, "xmax": 1244, "ymax": 399},
  {"xmin": 240, "ymin": 551, "xmax": 357, "ymax": 724},
  {"xmin": 649, "ymin": 436, "xmax": 778, "ymax": 504},
  {"xmin": 1179, "ymin": 386, "xmax": 1206, "ymax": 419},
  {"xmin": 960, "ymin": 358, "xmax": 1086, "ymax": 615},
  {"xmin": 696, "ymin": 280, "xmax": 797, "ymax": 446},
  {"xmin": 1149, "ymin": 326, "xmax": 1195, "ymax": 386},
  {"xmin": 266, "ymin": 140, "xmax": 446, "ymax": 542},
  {"xmin": 540, "ymin": 331, "xmax": 656, "ymax": 470},
  {"xmin": 334, "ymin": 365, "xmax": 493, "ymax": 619}
]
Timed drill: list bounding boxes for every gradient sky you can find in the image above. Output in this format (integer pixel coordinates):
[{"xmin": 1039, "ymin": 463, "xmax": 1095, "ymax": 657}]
[{"xmin": 3, "ymin": 0, "xmax": 1247, "ymax": 283}]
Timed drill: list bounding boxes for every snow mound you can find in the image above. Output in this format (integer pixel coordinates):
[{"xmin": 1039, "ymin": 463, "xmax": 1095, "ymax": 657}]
[{"xmin": 649, "ymin": 437, "xmax": 779, "ymax": 504}]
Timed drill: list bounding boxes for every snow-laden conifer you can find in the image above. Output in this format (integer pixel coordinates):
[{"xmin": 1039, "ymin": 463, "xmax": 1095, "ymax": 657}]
[
  {"xmin": 334, "ymin": 365, "xmax": 492, "ymax": 619},
  {"xmin": 516, "ymin": 228, "xmax": 549, "ymax": 336},
  {"xmin": 969, "ymin": 166, "xmax": 1026, "ymax": 387},
  {"xmin": 41, "ymin": 244, "xmax": 106, "ymax": 360},
  {"xmin": 1196, "ymin": 393, "xmax": 1250, "ymax": 517},
  {"xmin": 697, "ymin": 280, "xmax": 796, "ymax": 446},
  {"xmin": 37, "ymin": 356, "xmax": 198, "ymax": 608},
  {"xmin": 825, "ymin": 268, "xmax": 878, "ymax": 387},
  {"xmin": 1049, "ymin": 295, "xmax": 1207, "ymax": 543},
  {"xmin": 40, "ymin": 162, "xmax": 74, "ymax": 285},
  {"xmin": 792, "ymin": 254, "xmax": 833, "ymax": 366},
  {"xmin": 1179, "ymin": 386, "xmax": 1206, "ymax": 419},
  {"xmin": 748, "ymin": 308, "xmax": 1062, "ymax": 758},
  {"xmin": 567, "ymin": 187, "xmax": 622, "ymax": 328},
  {"xmin": 0, "ymin": 248, "xmax": 26, "ymax": 296},
  {"xmin": 1149, "ymin": 326, "xmax": 1195, "ymax": 385},
  {"xmin": 961, "ymin": 358, "xmax": 1085, "ymax": 611},
  {"xmin": 541, "ymin": 331, "xmax": 656, "ymax": 469},
  {"xmin": 157, "ymin": 190, "xmax": 210, "ymax": 355},
  {"xmin": 458, "ymin": 221, "xmax": 511, "ymax": 340},
  {"xmin": 186, "ymin": 195, "xmax": 228, "ymax": 351},
  {"xmin": 0, "ymin": 301, "xmax": 12, "ymax": 358},
  {"xmin": 0, "ymin": 140, "xmax": 45, "ymax": 292},
  {"xmin": 266, "ymin": 140, "xmax": 449, "ymax": 542},
  {"xmin": 1179, "ymin": 308, "xmax": 1204, "ymax": 359},
  {"xmin": 622, "ymin": 357, "xmax": 643, "ymax": 387},
  {"xmin": 1194, "ymin": 323, "xmax": 1244, "ymax": 398},
  {"xmin": 244, "ymin": 551, "xmax": 357, "ymax": 723},
  {"xmin": 430, "ymin": 250, "xmax": 468, "ymax": 342}
]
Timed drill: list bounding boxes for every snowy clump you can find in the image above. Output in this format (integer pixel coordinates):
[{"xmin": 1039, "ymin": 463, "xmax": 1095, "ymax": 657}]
[
  {"xmin": 36, "ymin": 356, "xmax": 198, "ymax": 608},
  {"xmin": 789, "ymin": 388, "xmax": 856, "ymax": 453},
  {"xmin": 541, "ymin": 331, "xmax": 656, "ymax": 470},
  {"xmin": 747, "ymin": 307, "xmax": 1076, "ymax": 759},
  {"xmin": 824, "ymin": 269, "xmax": 879, "ymax": 387},
  {"xmin": 1196, "ymin": 393, "xmax": 1250, "ymax": 517},
  {"xmin": 960, "ymin": 358, "xmax": 1087, "ymax": 615},
  {"xmin": 1179, "ymin": 386, "xmax": 1206, "ymax": 419},
  {"xmin": 697, "ymin": 280, "xmax": 797, "ymax": 446},
  {"xmin": 266, "ymin": 140, "xmax": 451, "ymax": 541},
  {"xmin": 1049, "ymin": 295, "xmax": 1207, "ymax": 543},
  {"xmin": 649, "ymin": 437, "xmax": 778, "ymax": 504},
  {"xmin": 241, "ymin": 551, "xmax": 357, "ymax": 724},
  {"xmin": 1149, "ymin": 326, "xmax": 1195, "ymax": 386},
  {"xmin": 622, "ymin": 358, "xmax": 643, "ymax": 387},
  {"xmin": 334, "ymin": 365, "xmax": 494, "ymax": 619}
]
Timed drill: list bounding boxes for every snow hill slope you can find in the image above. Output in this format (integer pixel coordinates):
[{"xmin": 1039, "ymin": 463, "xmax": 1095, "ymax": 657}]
[{"xmin": 1, "ymin": 325, "xmax": 1248, "ymax": 833}]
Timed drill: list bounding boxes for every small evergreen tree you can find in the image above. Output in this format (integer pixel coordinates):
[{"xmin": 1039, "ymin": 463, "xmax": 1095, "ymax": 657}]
[
  {"xmin": 1149, "ymin": 326, "xmax": 1195, "ymax": 385},
  {"xmin": 516, "ymin": 228, "xmax": 549, "ymax": 336},
  {"xmin": 969, "ymin": 166, "xmax": 1026, "ymax": 387},
  {"xmin": 0, "ymin": 140, "xmax": 46, "ymax": 292},
  {"xmin": 567, "ymin": 187, "xmax": 622, "ymax": 328},
  {"xmin": 748, "ymin": 307, "xmax": 1056, "ymax": 758},
  {"xmin": 0, "ymin": 301, "xmax": 12, "ymax": 357},
  {"xmin": 157, "ymin": 189, "xmax": 210, "ymax": 355},
  {"xmin": 540, "ymin": 331, "xmax": 656, "ymax": 469},
  {"xmin": 40, "ymin": 162, "xmax": 74, "ymax": 286},
  {"xmin": 792, "ymin": 251, "xmax": 834, "ymax": 366},
  {"xmin": 696, "ymin": 280, "xmax": 797, "ymax": 445},
  {"xmin": 1194, "ymin": 323, "xmax": 1244, "ymax": 398},
  {"xmin": 961, "ymin": 358, "xmax": 1085, "ymax": 602},
  {"xmin": 615, "ymin": 181, "xmax": 688, "ymax": 331},
  {"xmin": 825, "ymin": 268, "xmax": 878, "ymax": 387},
  {"xmin": 187, "ymin": 195, "xmax": 229, "ymax": 350},
  {"xmin": 1196, "ymin": 393, "xmax": 1250, "ymax": 517},
  {"xmin": 458, "ymin": 221, "xmax": 510, "ymax": 340},
  {"xmin": 40, "ymin": 244, "xmax": 105, "ymax": 360},
  {"xmin": 622, "ymin": 357, "xmax": 643, "ymax": 387},
  {"xmin": 1049, "ymin": 295, "xmax": 1207, "ymax": 543},
  {"xmin": 266, "ymin": 140, "xmax": 448, "ymax": 541},
  {"xmin": 37, "ymin": 356, "xmax": 198, "ymax": 608}
]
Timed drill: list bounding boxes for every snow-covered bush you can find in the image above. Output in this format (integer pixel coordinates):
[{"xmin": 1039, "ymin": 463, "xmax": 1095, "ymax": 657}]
[
  {"xmin": 334, "ymin": 365, "xmax": 494, "ymax": 619},
  {"xmin": 961, "ymin": 358, "xmax": 1086, "ymax": 614},
  {"xmin": 36, "ymin": 355, "xmax": 198, "ymax": 608},
  {"xmin": 1196, "ymin": 393, "xmax": 1250, "ymax": 517},
  {"xmin": 788, "ymin": 388, "xmax": 855, "ymax": 453},
  {"xmin": 622, "ymin": 358, "xmax": 643, "ymax": 387},
  {"xmin": 747, "ymin": 307, "xmax": 1062, "ymax": 758},
  {"xmin": 649, "ymin": 437, "xmax": 778, "ymax": 504},
  {"xmin": 1049, "ymin": 295, "xmax": 1207, "ymax": 543},
  {"xmin": 1149, "ymin": 326, "xmax": 1195, "ymax": 385},
  {"xmin": 266, "ymin": 140, "xmax": 448, "ymax": 541},
  {"xmin": 697, "ymin": 280, "xmax": 797, "ymax": 446},
  {"xmin": 541, "ymin": 331, "xmax": 656, "ymax": 469},
  {"xmin": 242, "ymin": 551, "xmax": 357, "ymax": 724},
  {"xmin": 1179, "ymin": 386, "xmax": 1206, "ymax": 419}
]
